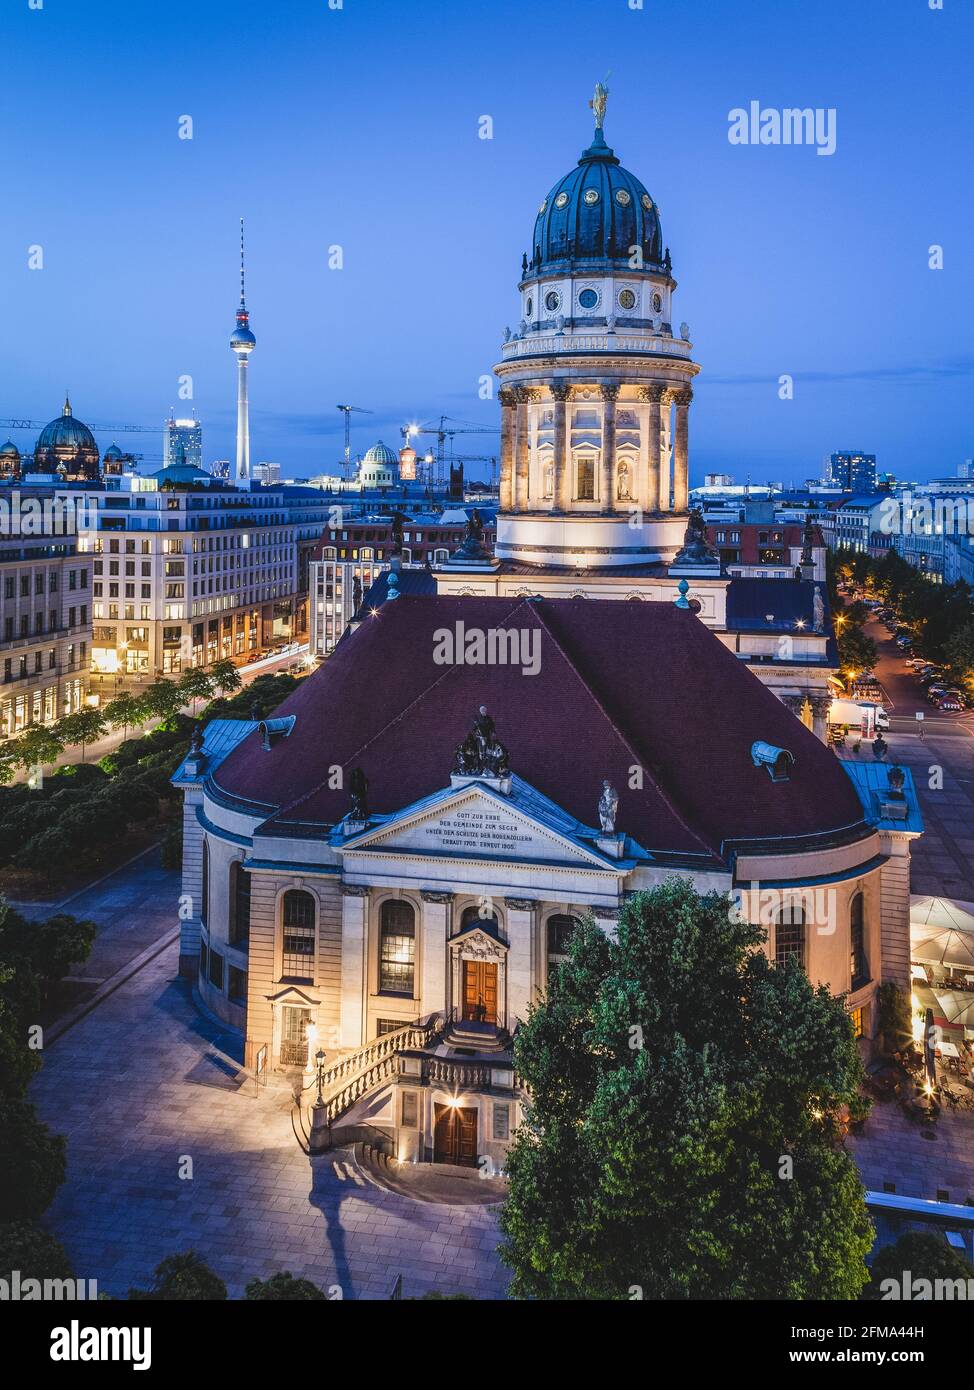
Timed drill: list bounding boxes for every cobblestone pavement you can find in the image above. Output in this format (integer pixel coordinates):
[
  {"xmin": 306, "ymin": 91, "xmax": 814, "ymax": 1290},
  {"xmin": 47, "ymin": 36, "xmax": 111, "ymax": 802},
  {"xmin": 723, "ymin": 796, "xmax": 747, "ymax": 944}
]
[
  {"xmin": 849, "ymin": 1099, "xmax": 974, "ymax": 1206},
  {"xmin": 32, "ymin": 943, "xmax": 509, "ymax": 1301}
]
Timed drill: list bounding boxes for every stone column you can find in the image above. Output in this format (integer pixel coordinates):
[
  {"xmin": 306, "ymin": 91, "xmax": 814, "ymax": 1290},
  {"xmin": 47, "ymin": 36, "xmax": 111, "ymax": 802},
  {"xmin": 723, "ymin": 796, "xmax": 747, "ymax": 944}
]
[
  {"xmin": 514, "ymin": 386, "xmax": 534, "ymax": 512},
  {"xmin": 498, "ymin": 388, "xmax": 516, "ymax": 512},
  {"xmin": 419, "ymin": 890, "xmax": 452, "ymax": 1020},
  {"xmin": 659, "ymin": 389, "xmax": 676, "ymax": 511},
  {"xmin": 339, "ymin": 884, "xmax": 369, "ymax": 1048},
  {"xmin": 639, "ymin": 385, "xmax": 663, "ymax": 514},
  {"xmin": 810, "ymin": 693, "xmax": 832, "ymax": 743},
  {"xmin": 673, "ymin": 387, "xmax": 692, "ymax": 513},
  {"xmin": 599, "ymin": 384, "xmax": 620, "ymax": 513},
  {"xmin": 504, "ymin": 898, "xmax": 537, "ymax": 1026},
  {"xmin": 551, "ymin": 382, "xmax": 571, "ymax": 511}
]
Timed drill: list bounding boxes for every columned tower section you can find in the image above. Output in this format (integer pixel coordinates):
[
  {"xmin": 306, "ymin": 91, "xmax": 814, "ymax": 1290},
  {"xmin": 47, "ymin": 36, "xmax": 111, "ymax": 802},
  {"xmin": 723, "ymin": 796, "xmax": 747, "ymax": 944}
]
[
  {"xmin": 494, "ymin": 90, "xmax": 699, "ymax": 570},
  {"xmin": 230, "ymin": 219, "xmax": 256, "ymax": 484}
]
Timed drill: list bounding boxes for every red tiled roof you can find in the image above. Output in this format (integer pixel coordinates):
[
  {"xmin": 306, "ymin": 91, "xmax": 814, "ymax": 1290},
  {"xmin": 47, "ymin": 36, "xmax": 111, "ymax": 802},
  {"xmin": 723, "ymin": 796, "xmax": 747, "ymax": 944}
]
[{"xmin": 212, "ymin": 595, "xmax": 868, "ymax": 859}]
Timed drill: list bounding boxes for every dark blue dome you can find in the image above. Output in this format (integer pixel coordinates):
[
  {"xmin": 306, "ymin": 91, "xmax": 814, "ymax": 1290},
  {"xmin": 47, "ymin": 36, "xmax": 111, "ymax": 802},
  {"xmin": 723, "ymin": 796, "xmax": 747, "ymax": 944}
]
[
  {"xmin": 528, "ymin": 129, "xmax": 665, "ymax": 279},
  {"xmin": 35, "ymin": 401, "xmax": 97, "ymax": 455}
]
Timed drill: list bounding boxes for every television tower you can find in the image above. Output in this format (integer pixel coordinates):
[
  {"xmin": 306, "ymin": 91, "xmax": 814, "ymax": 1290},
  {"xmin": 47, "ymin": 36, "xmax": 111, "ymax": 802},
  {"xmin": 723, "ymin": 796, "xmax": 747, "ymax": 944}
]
[{"xmin": 230, "ymin": 219, "xmax": 256, "ymax": 483}]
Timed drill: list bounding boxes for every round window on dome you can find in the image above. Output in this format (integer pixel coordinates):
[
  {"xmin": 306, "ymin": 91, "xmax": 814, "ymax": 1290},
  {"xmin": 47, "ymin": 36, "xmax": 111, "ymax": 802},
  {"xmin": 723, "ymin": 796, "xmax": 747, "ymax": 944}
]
[
  {"xmin": 615, "ymin": 189, "xmax": 631, "ymax": 207},
  {"xmin": 583, "ymin": 188, "xmax": 599, "ymax": 205},
  {"xmin": 578, "ymin": 288, "xmax": 599, "ymax": 310},
  {"xmin": 641, "ymin": 193, "xmax": 654, "ymax": 212},
  {"xmin": 554, "ymin": 192, "xmax": 570, "ymax": 209},
  {"xmin": 544, "ymin": 290, "xmax": 561, "ymax": 313},
  {"xmin": 525, "ymin": 297, "xmax": 533, "ymax": 318},
  {"xmin": 618, "ymin": 288, "xmax": 637, "ymax": 310},
  {"xmin": 652, "ymin": 292, "xmax": 663, "ymax": 313}
]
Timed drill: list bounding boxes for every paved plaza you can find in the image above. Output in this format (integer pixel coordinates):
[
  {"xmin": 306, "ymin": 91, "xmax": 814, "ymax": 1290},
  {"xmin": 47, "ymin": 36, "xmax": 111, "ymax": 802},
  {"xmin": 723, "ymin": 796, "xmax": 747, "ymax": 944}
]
[{"xmin": 32, "ymin": 943, "xmax": 509, "ymax": 1301}]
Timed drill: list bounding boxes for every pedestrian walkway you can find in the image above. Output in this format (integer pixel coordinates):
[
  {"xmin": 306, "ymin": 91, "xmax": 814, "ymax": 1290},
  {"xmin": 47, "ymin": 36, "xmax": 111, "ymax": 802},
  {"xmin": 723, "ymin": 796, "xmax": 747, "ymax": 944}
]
[{"xmin": 32, "ymin": 942, "xmax": 509, "ymax": 1300}]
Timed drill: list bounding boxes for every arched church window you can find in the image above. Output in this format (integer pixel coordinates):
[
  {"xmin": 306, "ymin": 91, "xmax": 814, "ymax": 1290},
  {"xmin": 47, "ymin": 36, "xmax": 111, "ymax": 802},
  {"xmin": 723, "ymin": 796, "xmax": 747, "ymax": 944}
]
[
  {"xmin": 379, "ymin": 899, "xmax": 415, "ymax": 995},
  {"xmin": 774, "ymin": 906, "xmax": 805, "ymax": 970},
  {"xmin": 460, "ymin": 903, "xmax": 498, "ymax": 934},
  {"xmin": 850, "ymin": 893, "xmax": 868, "ymax": 989},
  {"xmin": 281, "ymin": 889, "xmax": 316, "ymax": 982}
]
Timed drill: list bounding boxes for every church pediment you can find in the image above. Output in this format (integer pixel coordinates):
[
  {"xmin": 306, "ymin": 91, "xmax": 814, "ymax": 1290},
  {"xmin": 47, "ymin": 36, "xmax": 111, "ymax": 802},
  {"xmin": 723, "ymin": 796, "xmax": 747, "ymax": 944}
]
[{"xmin": 340, "ymin": 781, "xmax": 620, "ymax": 871}]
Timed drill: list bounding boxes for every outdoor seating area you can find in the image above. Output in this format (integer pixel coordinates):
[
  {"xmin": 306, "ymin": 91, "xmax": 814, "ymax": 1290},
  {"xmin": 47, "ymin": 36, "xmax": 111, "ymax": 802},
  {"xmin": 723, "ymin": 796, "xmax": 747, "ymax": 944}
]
[{"xmin": 909, "ymin": 896, "xmax": 974, "ymax": 1100}]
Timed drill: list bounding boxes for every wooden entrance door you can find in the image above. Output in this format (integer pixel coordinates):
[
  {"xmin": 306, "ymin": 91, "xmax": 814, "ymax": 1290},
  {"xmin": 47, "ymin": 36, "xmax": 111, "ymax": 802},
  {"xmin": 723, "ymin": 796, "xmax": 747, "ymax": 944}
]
[
  {"xmin": 462, "ymin": 960, "xmax": 498, "ymax": 1024},
  {"xmin": 433, "ymin": 1103, "xmax": 478, "ymax": 1167}
]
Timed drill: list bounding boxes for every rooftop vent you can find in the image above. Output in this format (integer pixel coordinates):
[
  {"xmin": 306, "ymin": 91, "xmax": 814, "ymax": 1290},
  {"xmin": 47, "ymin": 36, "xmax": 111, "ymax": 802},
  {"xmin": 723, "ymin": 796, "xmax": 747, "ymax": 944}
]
[
  {"xmin": 751, "ymin": 741, "xmax": 794, "ymax": 783},
  {"xmin": 258, "ymin": 715, "xmax": 296, "ymax": 751}
]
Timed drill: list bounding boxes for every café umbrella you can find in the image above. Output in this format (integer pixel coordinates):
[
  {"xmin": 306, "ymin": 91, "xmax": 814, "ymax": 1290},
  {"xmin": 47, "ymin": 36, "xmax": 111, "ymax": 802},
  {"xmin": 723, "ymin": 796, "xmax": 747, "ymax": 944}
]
[
  {"xmin": 931, "ymin": 989, "xmax": 974, "ymax": 1031},
  {"xmin": 912, "ymin": 928, "xmax": 974, "ymax": 972}
]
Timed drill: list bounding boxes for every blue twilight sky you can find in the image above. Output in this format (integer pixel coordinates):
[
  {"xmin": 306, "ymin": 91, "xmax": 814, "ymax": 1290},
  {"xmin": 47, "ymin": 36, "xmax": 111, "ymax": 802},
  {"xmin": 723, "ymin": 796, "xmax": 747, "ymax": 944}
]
[{"xmin": 1, "ymin": 0, "xmax": 972, "ymax": 484}]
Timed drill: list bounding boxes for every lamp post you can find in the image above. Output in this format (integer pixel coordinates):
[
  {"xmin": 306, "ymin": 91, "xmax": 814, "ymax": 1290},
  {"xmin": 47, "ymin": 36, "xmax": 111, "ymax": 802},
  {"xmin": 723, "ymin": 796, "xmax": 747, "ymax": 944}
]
[{"xmin": 309, "ymin": 1046, "xmax": 330, "ymax": 1155}]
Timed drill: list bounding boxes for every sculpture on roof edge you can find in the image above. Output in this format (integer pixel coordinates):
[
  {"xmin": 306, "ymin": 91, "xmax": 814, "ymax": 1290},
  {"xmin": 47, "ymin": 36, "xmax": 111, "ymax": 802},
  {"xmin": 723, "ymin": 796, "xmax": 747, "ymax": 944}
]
[
  {"xmin": 598, "ymin": 780, "xmax": 619, "ymax": 834},
  {"xmin": 671, "ymin": 506, "xmax": 719, "ymax": 566},
  {"xmin": 812, "ymin": 585, "xmax": 825, "ymax": 634},
  {"xmin": 348, "ymin": 767, "xmax": 369, "ymax": 821},
  {"xmin": 454, "ymin": 706, "xmax": 511, "ymax": 778}
]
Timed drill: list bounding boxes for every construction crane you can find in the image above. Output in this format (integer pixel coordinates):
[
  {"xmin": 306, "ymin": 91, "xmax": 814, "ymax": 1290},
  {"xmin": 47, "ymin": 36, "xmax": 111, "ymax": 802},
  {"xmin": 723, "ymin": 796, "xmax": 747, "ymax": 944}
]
[
  {"xmin": 412, "ymin": 416, "xmax": 497, "ymax": 485},
  {"xmin": 0, "ymin": 416, "xmax": 157, "ymax": 434},
  {"xmin": 336, "ymin": 404, "xmax": 373, "ymax": 480}
]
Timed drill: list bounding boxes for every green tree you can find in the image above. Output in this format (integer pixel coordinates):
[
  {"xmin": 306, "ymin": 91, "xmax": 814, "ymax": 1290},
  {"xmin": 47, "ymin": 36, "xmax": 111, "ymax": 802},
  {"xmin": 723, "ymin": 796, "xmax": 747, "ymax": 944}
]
[
  {"xmin": 837, "ymin": 624, "xmax": 878, "ymax": 678},
  {"xmin": 0, "ymin": 1221, "xmax": 75, "ymax": 1284},
  {"xmin": 103, "ymin": 693, "xmax": 147, "ymax": 740},
  {"xmin": 500, "ymin": 880, "xmax": 874, "ymax": 1301},
  {"xmin": 142, "ymin": 678, "xmax": 184, "ymax": 724},
  {"xmin": 862, "ymin": 1232, "xmax": 974, "ymax": 1300},
  {"xmin": 11, "ymin": 724, "xmax": 65, "ymax": 773},
  {"xmin": 946, "ymin": 619, "xmax": 974, "ymax": 693},
  {"xmin": 0, "ymin": 908, "xmax": 96, "ymax": 1012},
  {"xmin": 129, "ymin": 1251, "xmax": 227, "ymax": 1300},
  {"xmin": 56, "ymin": 709, "xmax": 107, "ymax": 762},
  {"xmin": 178, "ymin": 667, "xmax": 216, "ymax": 714},
  {"xmin": 245, "ymin": 1271, "xmax": 326, "ymax": 1300},
  {"xmin": 0, "ymin": 1098, "xmax": 67, "ymax": 1222},
  {"xmin": 209, "ymin": 658, "xmax": 242, "ymax": 698}
]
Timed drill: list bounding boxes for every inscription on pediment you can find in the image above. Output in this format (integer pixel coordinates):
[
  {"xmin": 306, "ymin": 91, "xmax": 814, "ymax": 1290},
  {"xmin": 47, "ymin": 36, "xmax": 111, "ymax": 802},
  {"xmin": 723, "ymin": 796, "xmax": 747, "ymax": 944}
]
[{"xmin": 358, "ymin": 794, "xmax": 596, "ymax": 865}]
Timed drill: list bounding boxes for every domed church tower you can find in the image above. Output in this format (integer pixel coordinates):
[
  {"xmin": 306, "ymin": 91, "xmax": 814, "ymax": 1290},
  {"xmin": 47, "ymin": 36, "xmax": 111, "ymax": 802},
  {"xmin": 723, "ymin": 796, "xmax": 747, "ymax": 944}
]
[{"xmin": 494, "ymin": 84, "xmax": 698, "ymax": 569}]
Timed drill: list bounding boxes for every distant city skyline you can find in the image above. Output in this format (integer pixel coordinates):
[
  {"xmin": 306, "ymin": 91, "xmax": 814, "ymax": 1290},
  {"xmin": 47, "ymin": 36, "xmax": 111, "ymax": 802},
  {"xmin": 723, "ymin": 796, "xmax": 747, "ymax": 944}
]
[{"xmin": 3, "ymin": 0, "xmax": 972, "ymax": 483}]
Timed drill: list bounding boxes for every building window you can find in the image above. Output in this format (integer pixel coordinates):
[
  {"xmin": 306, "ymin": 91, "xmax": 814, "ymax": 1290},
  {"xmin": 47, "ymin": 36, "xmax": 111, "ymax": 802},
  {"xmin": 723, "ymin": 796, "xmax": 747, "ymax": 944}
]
[
  {"xmin": 208, "ymin": 948, "xmax": 224, "ymax": 991},
  {"xmin": 575, "ymin": 456, "xmax": 596, "ymax": 501},
  {"xmin": 281, "ymin": 889, "xmax": 316, "ymax": 981},
  {"xmin": 229, "ymin": 862, "xmax": 250, "ymax": 947},
  {"xmin": 201, "ymin": 841, "xmax": 209, "ymax": 927},
  {"xmin": 546, "ymin": 913, "xmax": 581, "ymax": 989},
  {"xmin": 228, "ymin": 965, "xmax": 247, "ymax": 1005},
  {"xmin": 199, "ymin": 941, "xmax": 207, "ymax": 980},
  {"xmin": 493, "ymin": 1102, "xmax": 511, "ymax": 1142},
  {"xmin": 774, "ymin": 907, "xmax": 805, "ymax": 970},
  {"xmin": 379, "ymin": 899, "xmax": 415, "ymax": 995},
  {"xmin": 401, "ymin": 1090, "xmax": 419, "ymax": 1128},
  {"xmin": 281, "ymin": 1006, "xmax": 312, "ymax": 1067},
  {"xmin": 850, "ymin": 892, "xmax": 869, "ymax": 990},
  {"xmin": 849, "ymin": 1005, "xmax": 867, "ymax": 1039},
  {"xmin": 376, "ymin": 1017, "xmax": 406, "ymax": 1036}
]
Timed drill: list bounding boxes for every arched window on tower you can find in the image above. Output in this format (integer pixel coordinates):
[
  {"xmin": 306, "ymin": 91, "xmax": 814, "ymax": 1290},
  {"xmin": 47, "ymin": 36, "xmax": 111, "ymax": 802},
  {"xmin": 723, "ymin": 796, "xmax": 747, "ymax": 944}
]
[
  {"xmin": 850, "ymin": 893, "xmax": 869, "ymax": 990},
  {"xmin": 774, "ymin": 905, "xmax": 805, "ymax": 970},
  {"xmin": 281, "ymin": 889, "xmax": 316, "ymax": 982},
  {"xmin": 379, "ymin": 900, "xmax": 415, "ymax": 995}
]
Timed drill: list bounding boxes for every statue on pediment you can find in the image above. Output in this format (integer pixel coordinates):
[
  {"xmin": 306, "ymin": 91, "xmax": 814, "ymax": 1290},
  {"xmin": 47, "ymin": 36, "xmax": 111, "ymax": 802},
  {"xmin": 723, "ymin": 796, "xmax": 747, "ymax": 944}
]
[
  {"xmin": 598, "ymin": 780, "xmax": 619, "ymax": 834},
  {"xmin": 453, "ymin": 706, "xmax": 511, "ymax": 778}
]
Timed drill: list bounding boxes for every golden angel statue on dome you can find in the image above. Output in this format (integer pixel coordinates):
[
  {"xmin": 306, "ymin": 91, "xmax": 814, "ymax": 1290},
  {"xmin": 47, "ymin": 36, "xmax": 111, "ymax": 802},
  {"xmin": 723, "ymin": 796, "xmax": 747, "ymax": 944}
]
[{"xmin": 590, "ymin": 77, "xmax": 609, "ymax": 130}]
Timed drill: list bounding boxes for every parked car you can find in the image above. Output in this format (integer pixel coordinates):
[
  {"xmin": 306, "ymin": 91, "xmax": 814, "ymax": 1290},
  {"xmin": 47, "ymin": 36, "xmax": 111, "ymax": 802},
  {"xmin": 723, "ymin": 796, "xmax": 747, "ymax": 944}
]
[
  {"xmin": 927, "ymin": 686, "xmax": 948, "ymax": 702},
  {"xmin": 937, "ymin": 696, "xmax": 964, "ymax": 711}
]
